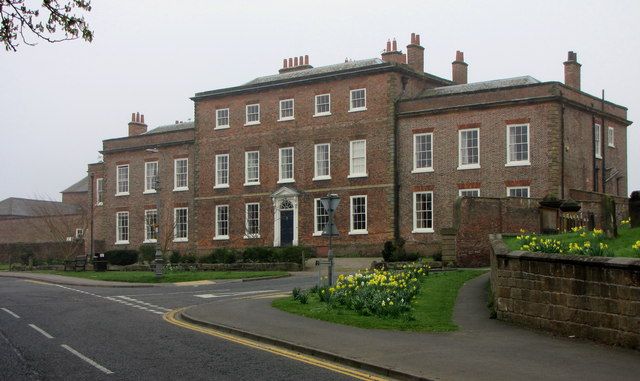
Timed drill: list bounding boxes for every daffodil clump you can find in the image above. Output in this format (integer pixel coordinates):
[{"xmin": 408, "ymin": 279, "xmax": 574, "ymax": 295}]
[
  {"xmin": 621, "ymin": 218, "xmax": 631, "ymax": 227},
  {"xmin": 632, "ymin": 240, "xmax": 640, "ymax": 254},
  {"xmin": 316, "ymin": 263, "xmax": 430, "ymax": 318},
  {"xmin": 516, "ymin": 228, "xmax": 612, "ymax": 256},
  {"xmin": 516, "ymin": 233, "xmax": 564, "ymax": 254}
]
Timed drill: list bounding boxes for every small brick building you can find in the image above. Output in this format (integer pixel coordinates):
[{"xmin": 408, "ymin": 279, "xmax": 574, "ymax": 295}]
[{"xmin": 86, "ymin": 33, "xmax": 632, "ymax": 258}]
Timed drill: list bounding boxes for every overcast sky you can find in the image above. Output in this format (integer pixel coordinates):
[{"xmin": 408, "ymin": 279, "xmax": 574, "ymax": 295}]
[{"xmin": 1, "ymin": 0, "xmax": 637, "ymax": 201}]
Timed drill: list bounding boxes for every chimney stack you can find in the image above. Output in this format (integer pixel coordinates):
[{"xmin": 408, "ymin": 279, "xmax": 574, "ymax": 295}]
[
  {"xmin": 381, "ymin": 37, "xmax": 406, "ymax": 64},
  {"xmin": 128, "ymin": 112, "xmax": 147, "ymax": 136},
  {"xmin": 452, "ymin": 50, "xmax": 468, "ymax": 85},
  {"xmin": 406, "ymin": 32, "xmax": 425, "ymax": 73},
  {"xmin": 279, "ymin": 54, "xmax": 313, "ymax": 73},
  {"xmin": 564, "ymin": 51, "xmax": 581, "ymax": 90}
]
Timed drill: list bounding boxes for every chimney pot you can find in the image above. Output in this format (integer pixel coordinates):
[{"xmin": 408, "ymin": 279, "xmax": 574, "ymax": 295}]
[
  {"xmin": 294, "ymin": 56, "xmax": 299, "ymax": 66},
  {"xmin": 456, "ymin": 50, "xmax": 464, "ymax": 61},
  {"xmin": 128, "ymin": 111, "xmax": 147, "ymax": 136},
  {"xmin": 386, "ymin": 39, "xmax": 391, "ymax": 52},
  {"xmin": 141, "ymin": 114, "xmax": 144, "ymax": 124},
  {"xmin": 405, "ymin": 33, "xmax": 425, "ymax": 72},
  {"xmin": 299, "ymin": 56, "xmax": 303, "ymax": 65},
  {"xmin": 131, "ymin": 112, "xmax": 135, "ymax": 122},
  {"xmin": 283, "ymin": 58, "xmax": 287, "ymax": 68},
  {"xmin": 452, "ymin": 50, "xmax": 468, "ymax": 85},
  {"xmin": 305, "ymin": 55, "xmax": 309, "ymax": 65},
  {"xmin": 416, "ymin": 34, "xmax": 420, "ymax": 45},
  {"xmin": 288, "ymin": 57, "xmax": 293, "ymax": 67},
  {"xmin": 392, "ymin": 38, "xmax": 397, "ymax": 51}
]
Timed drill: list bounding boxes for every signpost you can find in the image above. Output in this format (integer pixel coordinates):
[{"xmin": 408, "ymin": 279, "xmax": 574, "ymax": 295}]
[{"xmin": 320, "ymin": 194, "xmax": 340, "ymax": 286}]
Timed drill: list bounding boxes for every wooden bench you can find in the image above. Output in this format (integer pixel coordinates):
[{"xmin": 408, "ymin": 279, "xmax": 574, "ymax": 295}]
[{"xmin": 64, "ymin": 255, "xmax": 88, "ymax": 271}]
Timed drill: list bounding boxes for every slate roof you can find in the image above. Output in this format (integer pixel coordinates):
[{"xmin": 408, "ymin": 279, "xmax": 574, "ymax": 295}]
[
  {"xmin": 0, "ymin": 197, "xmax": 82, "ymax": 218},
  {"xmin": 143, "ymin": 121, "xmax": 195, "ymax": 135},
  {"xmin": 61, "ymin": 176, "xmax": 89, "ymax": 193},
  {"xmin": 243, "ymin": 58, "xmax": 387, "ymax": 86},
  {"xmin": 417, "ymin": 76, "xmax": 540, "ymax": 97}
]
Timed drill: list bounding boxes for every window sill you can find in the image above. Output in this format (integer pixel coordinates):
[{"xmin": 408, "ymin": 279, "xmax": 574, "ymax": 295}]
[
  {"xmin": 313, "ymin": 112, "xmax": 331, "ymax": 117},
  {"xmin": 347, "ymin": 174, "xmax": 368, "ymax": 179},
  {"xmin": 348, "ymin": 230, "xmax": 368, "ymax": 235},
  {"xmin": 143, "ymin": 239, "xmax": 157, "ymax": 244},
  {"xmin": 243, "ymin": 235, "xmax": 261, "ymax": 239},
  {"xmin": 96, "ymin": 202, "xmax": 103, "ymax": 207},
  {"xmin": 505, "ymin": 161, "xmax": 530, "ymax": 167},
  {"xmin": 277, "ymin": 179, "xmax": 295, "ymax": 184},
  {"xmin": 213, "ymin": 184, "xmax": 230, "ymax": 189},
  {"xmin": 115, "ymin": 192, "xmax": 129, "ymax": 197},
  {"xmin": 457, "ymin": 164, "xmax": 481, "ymax": 170},
  {"xmin": 312, "ymin": 232, "xmax": 323, "ymax": 237},
  {"xmin": 608, "ymin": 144, "xmax": 615, "ymax": 148},
  {"xmin": 143, "ymin": 190, "xmax": 157, "ymax": 194},
  {"xmin": 412, "ymin": 229, "xmax": 434, "ymax": 234},
  {"xmin": 411, "ymin": 167, "xmax": 434, "ymax": 174},
  {"xmin": 277, "ymin": 117, "xmax": 294, "ymax": 122},
  {"xmin": 214, "ymin": 125, "xmax": 230, "ymax": 130},
  {"xmin": 244, "ymin": 121, "xmax": 260, "ymax": 127},
  {"xmin": 348, "ymin": 107, "xmax": 367, "ymax": 113},
  {"xmin": 173, "ymin": 238, "xmax": 188, "ymax": 243},
  {"xmin": 312, "ymin": 176, "xmax": 331, "ymax": 181},
  {"xmin": 173, "ymin": 187, "xmax": 189, "ymax": 192},
  {"xmin": 115, "ymin": 241, "xmax": 129, "ymax": 245},
  {"xmin": 213, "ymin": 236, "xmax": 229, "ymax": 241},
  {"xmin": 595, "ymin": 155, "xmax": 602, "ymax": 159},
  {"xmin": 244, "ymin": 182, "xmax": 260, "ymax": 187}
]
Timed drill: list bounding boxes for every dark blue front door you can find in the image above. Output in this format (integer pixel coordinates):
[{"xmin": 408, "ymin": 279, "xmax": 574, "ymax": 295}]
[{"xmin": 280, "ymin": 210, "xmax": 294, "ymax": 246}]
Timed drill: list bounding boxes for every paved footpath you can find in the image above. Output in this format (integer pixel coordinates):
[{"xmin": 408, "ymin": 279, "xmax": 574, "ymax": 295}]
[{"xmin": 182, "ymin": 272, "xmax": 640, "ymax": 381}]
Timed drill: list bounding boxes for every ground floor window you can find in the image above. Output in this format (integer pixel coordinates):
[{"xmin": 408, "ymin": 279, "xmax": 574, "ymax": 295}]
[
  {"xmin": 507, "ymin": 186, "xmax": 530, "ymax": 198},
  {"xmin": 215, "ymin": 205, "xmax": 229, "ymax": 239},
  {"xmin": 116, "ymin": 211, "xmax": 129, "ymax": 244},
  {"xmin": 314, "ymin": 198, "xmax": 329, "ymax": 235},
  {"xmin": 413, "ymin": 192, "xmax": 433, "ymax": 233},
  {"xmin": 174, "ymin": 208, "xmax": 188, "ymax": 242},
  {"xmin": 349, "ymin": 195, "xmax": 367, "ymax": 234},
  {"xmin": 245, "ymin": 203, "xmax": 260, "ymax": 238},
  {"xmin": 459, "ymin": 189, "xmax": 480, "ymax": 197},
  {"xmin": 144, "ymin": 209, "xmax": 158, "ymax": 242}
]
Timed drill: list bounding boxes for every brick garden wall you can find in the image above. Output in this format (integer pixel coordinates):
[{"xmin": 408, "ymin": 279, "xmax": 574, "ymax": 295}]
[{"xmin": 490, "ymin": 235, "xmax": 640, "ymax": 350}]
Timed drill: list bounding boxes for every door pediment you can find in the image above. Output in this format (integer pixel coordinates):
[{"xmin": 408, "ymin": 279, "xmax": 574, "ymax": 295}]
[{"xmin": 271, "ymin": 186, "xmax": 299, "ymax": 199}]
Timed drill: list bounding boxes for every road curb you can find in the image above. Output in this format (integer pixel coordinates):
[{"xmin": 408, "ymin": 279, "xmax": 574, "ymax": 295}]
[
  {"xmin": 240, "ymin": 274, "xmax": 291, "ymax": 282},
  {"xmin": 179, "ymin": 308, "xmax": 432, "ymax": 381},
  {"xmin": 0, "ymin": 272, "xmax": 156, "ymax": 288}
]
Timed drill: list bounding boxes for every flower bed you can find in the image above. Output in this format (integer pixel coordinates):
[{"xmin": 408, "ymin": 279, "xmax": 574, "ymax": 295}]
[{"xmin": 293, "ymin": 262, "xmax": 430, "ymax": 318}]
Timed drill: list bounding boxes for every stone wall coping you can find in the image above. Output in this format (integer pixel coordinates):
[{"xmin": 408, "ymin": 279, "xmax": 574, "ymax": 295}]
[{"xmin": 496, "ymin": 250, "xmax": 640, "ymax": 270}]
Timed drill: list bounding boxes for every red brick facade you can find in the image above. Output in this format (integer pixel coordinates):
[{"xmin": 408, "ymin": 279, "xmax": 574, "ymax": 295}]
[{"xmin": 83, "ymin": 35, "xmax": 631, "ymax": 259}]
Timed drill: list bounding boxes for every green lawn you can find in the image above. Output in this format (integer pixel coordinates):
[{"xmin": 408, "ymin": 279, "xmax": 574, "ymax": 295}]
[
  {"xmin": 0, "ymin": 263, "xmax": 9, "ymax": 271},
  {"xmin": 504, "ymin": 226, "xmax": 640, "ymax": 257},
  {"xmin": 31, "ymin": 270, "xmax": 288, "ymax": 283},
  {"xmin": 272, "ymin": 269, "xmax": 486, "ymax": 332}
]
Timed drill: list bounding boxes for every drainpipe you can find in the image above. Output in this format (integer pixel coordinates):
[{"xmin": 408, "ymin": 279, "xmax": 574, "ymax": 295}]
[
  {"xmin": 592, "ymin": 113, "xmax": 597, "ymax": 192},
  {"xmin": 393, "ymin": 76, "xmax": 409, "ymax": 242},
  {"xmin": 89, "ymin": 172, "xmax": 94, "ymax": 257},
  {"xmin": 601, "ymin": 90, "xmax": 606, "ymax": 194},
  {"xmin": 559, "ymin": 93, "xmax": 566, "ymax": 199}
]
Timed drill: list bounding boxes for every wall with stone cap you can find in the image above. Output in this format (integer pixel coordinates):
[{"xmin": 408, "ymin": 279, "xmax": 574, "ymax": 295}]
[{"xmin": 489, "ymin": 235, "xmax": 640, "ymax": 350}]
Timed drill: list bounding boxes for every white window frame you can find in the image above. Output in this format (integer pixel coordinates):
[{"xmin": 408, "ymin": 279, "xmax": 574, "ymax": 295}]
[
  {"xmin": 244, "ymin": 203, "xmax": 260, "ymax": 239},
  {"xmin": 278, "ymin": 147, "xmax": 295, "ymax": 183},
  {"xmin": 412, "ymin": 191, "xmax": 434, "ymax": 233},
  {"xmin": 313, "ymin": 143, "xmax": 331, "ymax": 181},
  {"xmin": 96, "ymin": 178, "xmax": 104, "ymax": 206},
  {"xmin": 116, "ymin": 164, "xmax": 129, "ymax": 196},
  {"xmin": 144, "ymin": 209, "xmax": 158, "ymax": 243},
  {"xmin": 459, "ymin": 189, "xmax": 480, "ymax": 197},
  {"xmin": 245, "ymin": 104, "xmax": 260, "ymax": 126},
  {"xmin": 349, "ymin": 88, "xmax": 367, "ymax": 112},
  {"xmin": 115, "ymin": 211, "xmax": 129, "ymax": 244},
  {"xmin": 215, "ymin": 108, "xmax": 230, "ymax": 129},
  {"xmin": 75, "ymin": 228, "xmax": 83, "ymax": 239},
  {"xmin": 608, "ymin": 126, "xmax": 615, "ymax": 148},
  {"xmin": 348, "ymin": 195, "xmax": 368, "ymax": 235},
  {"xmin": 507, "ymin": 186, "xmax": 530, "ymax": 198},
  {"xmin": 314, "ymin": 94, "xmax": 331, "ymax": 116},
  {"xmin": 458, "ymin": 128, "xmax": 481, "ymax": 170},
  {"xmin": 214, "ymin": 154, "xmax": 230, "ymax": 189},
  {"xmin": 506, "ymin": 124, "xmax": 530, "ymax": 167},
  {"xmin": 173, "ymin": 158, "xmax": 189, "ymax": 191},
  {"xmin": 173, "ymin": 207, "xmax": 188, "ymax": 242},
  {"xmin": 595, "ymin": 123, "xmax": 602, "ymax": 159},
  {"xmin": 244, "ymin": 151, "xmax": 260, "ymax": 186},
  {"xmin": 412, "ymin": 133, "xmax": 434, "ymax": 173},
  {"xmin": 214, "ymin": 204, "xmax": 229, "ymax": 240},
  {"xmin": 278, "ymin": 99, "xmax": 295, "ymax": 121},
  {"xmin": 313, "ymin": 198, "xmax": 329, "ymax": 236},
  {"xmin": 144, "ymin": 161, "xmax": 158, "ymax": 194},
  {"xmin": 348, "ymin": 140, "xmax": 367, "ymax": 178}
]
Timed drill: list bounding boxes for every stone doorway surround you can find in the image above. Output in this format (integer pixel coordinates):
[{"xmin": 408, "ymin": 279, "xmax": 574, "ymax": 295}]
[{"xmin": 271, "ymin": 186, "xmax": 299, "ymax": 247}]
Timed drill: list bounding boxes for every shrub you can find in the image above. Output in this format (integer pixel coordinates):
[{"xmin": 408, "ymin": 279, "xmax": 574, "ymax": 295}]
[
  {"xmin": 243, "ymin": 247, "xmax": 273, "ymax": 263},
  {"xmin": 104, "ymin": 250, "xmax": 139, "ymax": 266},
  {"xmin": 275, "ymin": 246, "xmax": 312, "ymax": 264},
  {"xmin": 169, "ymin": 251, "xmax": 182, "ymax": 264},
  {"xmin": 204, "ymin": 248, "xmax": 238, "ymax": 264},
  {"xmin": 381, "ymin": 241, "xmax": 395, "ymax": 262},
  {"xmin": 182, "ymin": 253, "xmax": 197, "ymax": 263},
  {"xmin": 138, "ymin": 244, "xmax": 156, "ymax": 263}
]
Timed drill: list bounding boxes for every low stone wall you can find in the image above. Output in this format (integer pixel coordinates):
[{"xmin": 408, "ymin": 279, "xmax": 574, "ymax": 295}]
[
  {"xmin": 489, "ymin": 235, "xmax": 640, "ymax": 349},
  {"xmin": 118, "ymin": 262, "xmax": 301, "ymax": 272}
]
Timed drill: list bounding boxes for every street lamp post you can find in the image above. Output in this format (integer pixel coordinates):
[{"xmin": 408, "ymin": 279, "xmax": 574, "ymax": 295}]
[
  {"xmin": 147, "ymin": 148, "xmax": 164, "ymax": 279},
  {"xmin": 320, "ymin": 193, "xmax": 340, "ymax": 286}
]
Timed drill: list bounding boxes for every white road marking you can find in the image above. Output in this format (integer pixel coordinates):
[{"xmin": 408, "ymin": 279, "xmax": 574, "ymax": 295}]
[
  {"xmin": 61, "ymin": 344, "xmax": 114, "ymax": 375},
  {"xmin": 29, "ymin": 324, "xmax": 53, "ymax": 339},
  {"xmin": 1, "ymin": 308, "xmax": 20, "ymax": 319},
  {"xmin": 194, "ymin": 290, "xmax": 279, "ymax": 299}
]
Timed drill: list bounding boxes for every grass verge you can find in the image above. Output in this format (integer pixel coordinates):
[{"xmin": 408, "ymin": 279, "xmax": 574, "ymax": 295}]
[
  {"xmin": 272, "ymin": 269, "xmax": 486, "ymax": 332},
  {"xmin": 29, "ymin": 270, "xmax": 288, "ymax": 283},
  {"xmin": 503, "ymin": 226, "xmax": 640, "ymax": 257}
]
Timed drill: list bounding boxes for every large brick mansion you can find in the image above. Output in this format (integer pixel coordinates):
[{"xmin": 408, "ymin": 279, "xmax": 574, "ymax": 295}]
[{"xmin": 83, "ymin": 33, "xmax": 630, "ymax": 256}]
